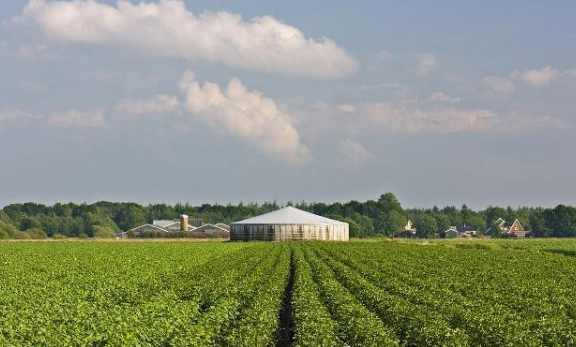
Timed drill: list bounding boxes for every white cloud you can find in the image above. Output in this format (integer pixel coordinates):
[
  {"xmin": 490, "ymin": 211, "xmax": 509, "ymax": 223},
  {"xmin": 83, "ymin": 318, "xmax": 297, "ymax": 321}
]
[
  {"xmin": 417, "ymin": 53, "xmax": 437, "ymax": 74},
  {"xmin": 14, "ymin": 0, "xmax": 357, "ymax": 78},
  {"xmin": 483, "ymin": 66, "xmax": 576, "ymax": 92},
  {"xmin": 115, "ymin": 95, "xmax": 180, "ymax": 115},
  {"xmin": 364, "ymin": 103, "xmax": 568, "ymax": 134},
  {"xmin": 0, "ymin": 108, "xmax": 37, "ymax": 124},
  {"xmin": 513, "ymin": 66, "xmax": 559, "ymax": 86},
  {"xmin": 427, "ymin": 92, "xmax": 461, "ymax": 103},
  {"xmin": 482, "ymin": 76, "xmax": 516, "ymax": 93},
  {"xmin": 47, "ymin": 109, "xmax": 107, "ymax": 128},
  {"xmin": 179, "ymin": 70, "xmax": 311, "ymax": 164},
  {"xmin": 339, "ymin": 139, "xmax": 372, "ymax": 169},
  {"xmin": 366, "ymin": 103, "xmax": 499, "ymax": 133},
  {"xmin": 337, "ymin": 104, "xmax": 356, "ymax": 113}
]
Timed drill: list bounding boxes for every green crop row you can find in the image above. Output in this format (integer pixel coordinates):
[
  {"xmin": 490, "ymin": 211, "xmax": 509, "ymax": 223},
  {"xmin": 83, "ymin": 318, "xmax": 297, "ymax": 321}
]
[{"xmin": 2, "ymin": 240, "xmax": 576, "ymax": 346}]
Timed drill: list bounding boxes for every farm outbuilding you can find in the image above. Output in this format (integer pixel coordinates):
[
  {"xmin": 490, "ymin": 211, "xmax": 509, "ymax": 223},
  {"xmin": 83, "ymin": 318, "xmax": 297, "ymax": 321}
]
[{"xmin": 230, "ymin": 206, "xmax": 349, "ymax": 241}]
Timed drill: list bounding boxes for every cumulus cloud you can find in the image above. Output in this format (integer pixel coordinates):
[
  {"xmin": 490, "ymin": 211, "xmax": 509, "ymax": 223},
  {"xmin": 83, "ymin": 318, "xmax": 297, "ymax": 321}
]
[
  {"xmin": 482, "ymin": 76, "xmax": 516, "ymax": 93},
  {"xmin": 417, "ymin": 53, "xmax": 437, "ymax": 74},
  {"xmin": 513, "ymin": 66, "xmax": 559, "ymax": 86},
  {"xmin": 483, "ymin": 66, "xmax": 576, "ymax": 92},
  {"xmin": 179, "ymin": 70, "xmax": 311, "ymax": 164},
  {"xmin": 47, "ymin": 109, "xmax": 107, "ymax": 128},
  {"xmin": 13, "ymin": 0, "xmax": 357, "ymax": 78},
  {"xmin": 115, "ymin": 94, "xmax": 180, "ymax": 115},
  {"xmin": 339, "ymin": 139, "xmax": 372, "ymax": 169}
]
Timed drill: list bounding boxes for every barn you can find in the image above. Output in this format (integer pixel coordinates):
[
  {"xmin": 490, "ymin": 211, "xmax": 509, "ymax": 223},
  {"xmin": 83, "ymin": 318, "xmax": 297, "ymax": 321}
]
[{"xmin": 230, "ymin": 206, "xmax": 349, "ymax": 241}]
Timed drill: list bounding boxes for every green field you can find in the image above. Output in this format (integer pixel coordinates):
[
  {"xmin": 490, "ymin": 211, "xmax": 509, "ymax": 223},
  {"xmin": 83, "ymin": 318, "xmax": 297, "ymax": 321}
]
[{"xmin": 1, "ymin": 240, "xmax": 576, "ymax": 346}]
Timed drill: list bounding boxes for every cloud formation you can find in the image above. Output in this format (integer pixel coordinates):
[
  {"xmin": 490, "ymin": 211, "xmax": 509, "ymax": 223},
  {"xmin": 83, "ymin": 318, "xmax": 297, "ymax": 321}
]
[
  {"xmin": 312, "ymin": 100, "xmax": 569, "ymax": 136},
  {"xmin": 0, "ymin": 108, "xmax": 37, "ymax": 124},
  {"xmin": 417, "ymin": 53, "xmax": 437, "ymax": 74},
  {"xmin": 366, "ymin": 103, "xmax": 500, "ymax": 134},
  {"xmin": 14, "ymin": 0, "xmax": 357, "ymax": 78},
  {"xmin": 483, "ymin": 66, "xmax": 576, "ymax": 93},
  {"xmin": 339, "ymin": 139, "xmax": 372, "ymax": 169},
  {"xmin": 115, "ymin": 95, "xmax": 180, "ymax": 115},
  {"xmin": 179, "ymin": 71, "xmax": 311, "ymax": 164},
  {"xmin": 427, "ymin": 92, "xmax": 461, "ymax": 103},
  {"xmin": 482, "ymin": 76, "xmax": 516, "ymax": 93},
  {"xmin": 513, "ymin": 66, "xmax": 559, "ymax": 86},
  {"xmin": 47, "ymin": 109, "xmax": 107, "ymax": 128}
]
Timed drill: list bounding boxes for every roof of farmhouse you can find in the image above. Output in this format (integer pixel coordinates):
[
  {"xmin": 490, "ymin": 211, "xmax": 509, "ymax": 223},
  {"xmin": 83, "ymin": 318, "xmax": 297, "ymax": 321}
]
[{"xmin": 232, "ymin": 206, "xmax": 348, "ymax": 225}]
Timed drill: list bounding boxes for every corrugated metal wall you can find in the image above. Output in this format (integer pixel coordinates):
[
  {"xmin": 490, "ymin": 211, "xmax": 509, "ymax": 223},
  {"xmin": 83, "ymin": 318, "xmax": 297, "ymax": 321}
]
[{"xmin": 230, "ymin": 223, "xmax": 349, "ymax": 241}]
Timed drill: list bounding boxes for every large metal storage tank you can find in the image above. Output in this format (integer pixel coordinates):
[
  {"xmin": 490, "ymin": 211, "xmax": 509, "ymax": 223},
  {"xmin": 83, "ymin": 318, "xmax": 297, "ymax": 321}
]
[{"xmin": 230, "ymin": 206, "xmax": 349, "ymax": 241}]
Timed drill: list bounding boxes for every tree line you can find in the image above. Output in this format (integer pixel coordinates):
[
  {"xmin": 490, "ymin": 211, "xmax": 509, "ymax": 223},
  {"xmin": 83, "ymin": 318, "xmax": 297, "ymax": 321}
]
[{"xmin": 0, "ymin": 193, "xmax": 575, "ymax": 239}]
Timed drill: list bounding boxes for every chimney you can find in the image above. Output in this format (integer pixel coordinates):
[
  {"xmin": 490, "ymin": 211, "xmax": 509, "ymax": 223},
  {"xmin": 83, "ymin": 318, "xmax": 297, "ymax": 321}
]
[{"xmin": 180, "ymin": 215, "xmax": 189, "ymax": 232}]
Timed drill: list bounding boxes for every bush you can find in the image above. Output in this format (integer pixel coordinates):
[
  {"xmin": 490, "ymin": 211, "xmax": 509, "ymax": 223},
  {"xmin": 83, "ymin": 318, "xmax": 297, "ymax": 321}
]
[
  {"xmin": 0, "ymin": 220, "xmax": 18, "ymax": 239},
  {"xmin": 26, "ymin": 228, "xmax": 48, "ymax": 239},
  {"xmin": 210, "ymin": 231, "xmax": 230, "ymax": 239},
  {"xmin": 13, "ymin": 231, "xmax": 32, "ymax": 240},
  {"xmin": 189, "ymin": 231, "xmax": 209, "ymax": 239},
  {"xmin": 93, "ymin": 226, "xmax": 116, "ymax": 239},
  {"xmin": 77, "ymin": 233, "xmax": 89, "ymax": 240},
  {"xmin": 52, "ymin": 234, "xmax": 67, "ymax": 240},
  {"xmin": 167, "ymin": 231, "xmax": 187, "ymax": 238}
]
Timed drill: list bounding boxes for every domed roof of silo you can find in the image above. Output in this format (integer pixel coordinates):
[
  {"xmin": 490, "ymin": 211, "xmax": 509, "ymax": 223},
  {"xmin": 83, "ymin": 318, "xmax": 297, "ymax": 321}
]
[{"xmin": 232, "ymin": 206, "xmax": 348, "ymax": 225}]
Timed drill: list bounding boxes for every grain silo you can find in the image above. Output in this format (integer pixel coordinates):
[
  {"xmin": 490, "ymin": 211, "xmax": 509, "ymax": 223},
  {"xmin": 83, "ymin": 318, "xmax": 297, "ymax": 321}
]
[
  {"xmin": 230, "ymin": 206, "xmax": 349, "ymax": 241},
  {"xmin": 180, "ymin": 215, "xmax": 189, "ymax": 232}
]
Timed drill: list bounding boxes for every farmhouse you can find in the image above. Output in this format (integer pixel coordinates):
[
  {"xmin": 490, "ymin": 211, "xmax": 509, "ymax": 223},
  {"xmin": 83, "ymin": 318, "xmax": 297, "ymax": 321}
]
[
  {"xmin": 230, "ymin": 206, "xmax": 349, "ymax": 241},
  {"xmin": 443, "ymin": 225, "xmax": 477, "ymax": 239},
  {"xmin": 491, "ymin": 218, "xmax": 528, "ymax": 238}
]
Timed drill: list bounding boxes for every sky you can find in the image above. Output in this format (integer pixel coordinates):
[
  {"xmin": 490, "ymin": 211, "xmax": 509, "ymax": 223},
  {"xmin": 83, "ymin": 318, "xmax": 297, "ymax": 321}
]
[{"xmin": 1, "ymin": 0, "xmax": 576, "ymax": 209}]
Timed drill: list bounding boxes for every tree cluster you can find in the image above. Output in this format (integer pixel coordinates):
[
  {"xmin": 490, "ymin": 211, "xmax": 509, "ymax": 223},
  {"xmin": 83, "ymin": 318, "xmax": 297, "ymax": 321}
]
[{"xmin": 1, "ymin": 194, "xmax": 575, "ymax": 239}]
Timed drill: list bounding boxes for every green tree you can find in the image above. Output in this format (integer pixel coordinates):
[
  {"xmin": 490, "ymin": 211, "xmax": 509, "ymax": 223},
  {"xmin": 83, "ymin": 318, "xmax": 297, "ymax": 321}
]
[
  {"xmin": 377, "ymin": 193, "xmax": 403, "ymax": 213},
  {"xmin": 19, "ymin": 216, "xmax": 41, "ymax": 231},
  {"xmin": 466, "ymin": 215, "xmax": 487, "ymax": 233},
  {"xmin": 488, "ymin": 221, "xmax": 504, "ymax": 238},
  {"xmin": 546, "ymin": 205, "xmax": 576, "ymax": 237},
  {"xmin": 375, "ymin": 210, "xmax": 407, "ymax": 235},
  {"xmin": 530, "ymin": 209, "xmax": 552, "ymax": 237},
  {"xmin": 115, "ymin": 204, "xmax": 147, "ymax": 231},
  {"xmin": 415, "ymin": 214, "xmax": 438, "ymax": 238},
  {"xmin": 434, "ymin": 215, "xmax": 451, "ymax": 233}
]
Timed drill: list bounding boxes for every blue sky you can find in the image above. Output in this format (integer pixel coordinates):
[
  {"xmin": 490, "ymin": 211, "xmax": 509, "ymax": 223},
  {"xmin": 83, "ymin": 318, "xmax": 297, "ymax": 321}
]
[{"xmin": 1, "ymin": 0, "xmax": 576, "ymax": 209}]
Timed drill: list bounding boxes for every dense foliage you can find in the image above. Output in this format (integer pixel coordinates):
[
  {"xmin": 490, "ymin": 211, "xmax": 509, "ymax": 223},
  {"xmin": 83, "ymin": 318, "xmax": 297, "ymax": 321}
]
[
  {"xmin": 1, "ymin": 193, "xmax": 576, "ymax": 238},
  {"xmin": 1, "ymin": 240, "xmax": 576, "ymax": 346}
]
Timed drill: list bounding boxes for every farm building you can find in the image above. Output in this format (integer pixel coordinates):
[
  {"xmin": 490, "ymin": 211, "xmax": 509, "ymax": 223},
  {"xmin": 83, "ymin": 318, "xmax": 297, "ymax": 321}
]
[
  {"xmin": 122, "ymin": 215, "xmax": 196, "ymax": 238},
  {"xmin": 214, "ymin": 223, "xmax": 230, "ymax": 231},
  {"xmin": 230, "ymin": 206, "xmax": 349, "ymax": 241},
  {"xmin": 193, "ymin": 223, "xmax": 230, "ymax": 235}
]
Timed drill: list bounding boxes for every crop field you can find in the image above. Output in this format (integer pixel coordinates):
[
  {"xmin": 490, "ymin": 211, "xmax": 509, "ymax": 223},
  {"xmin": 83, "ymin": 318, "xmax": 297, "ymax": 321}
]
[{"xmin": 1, "ymin": 240, "xmax": 576, "ymax": 346}]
